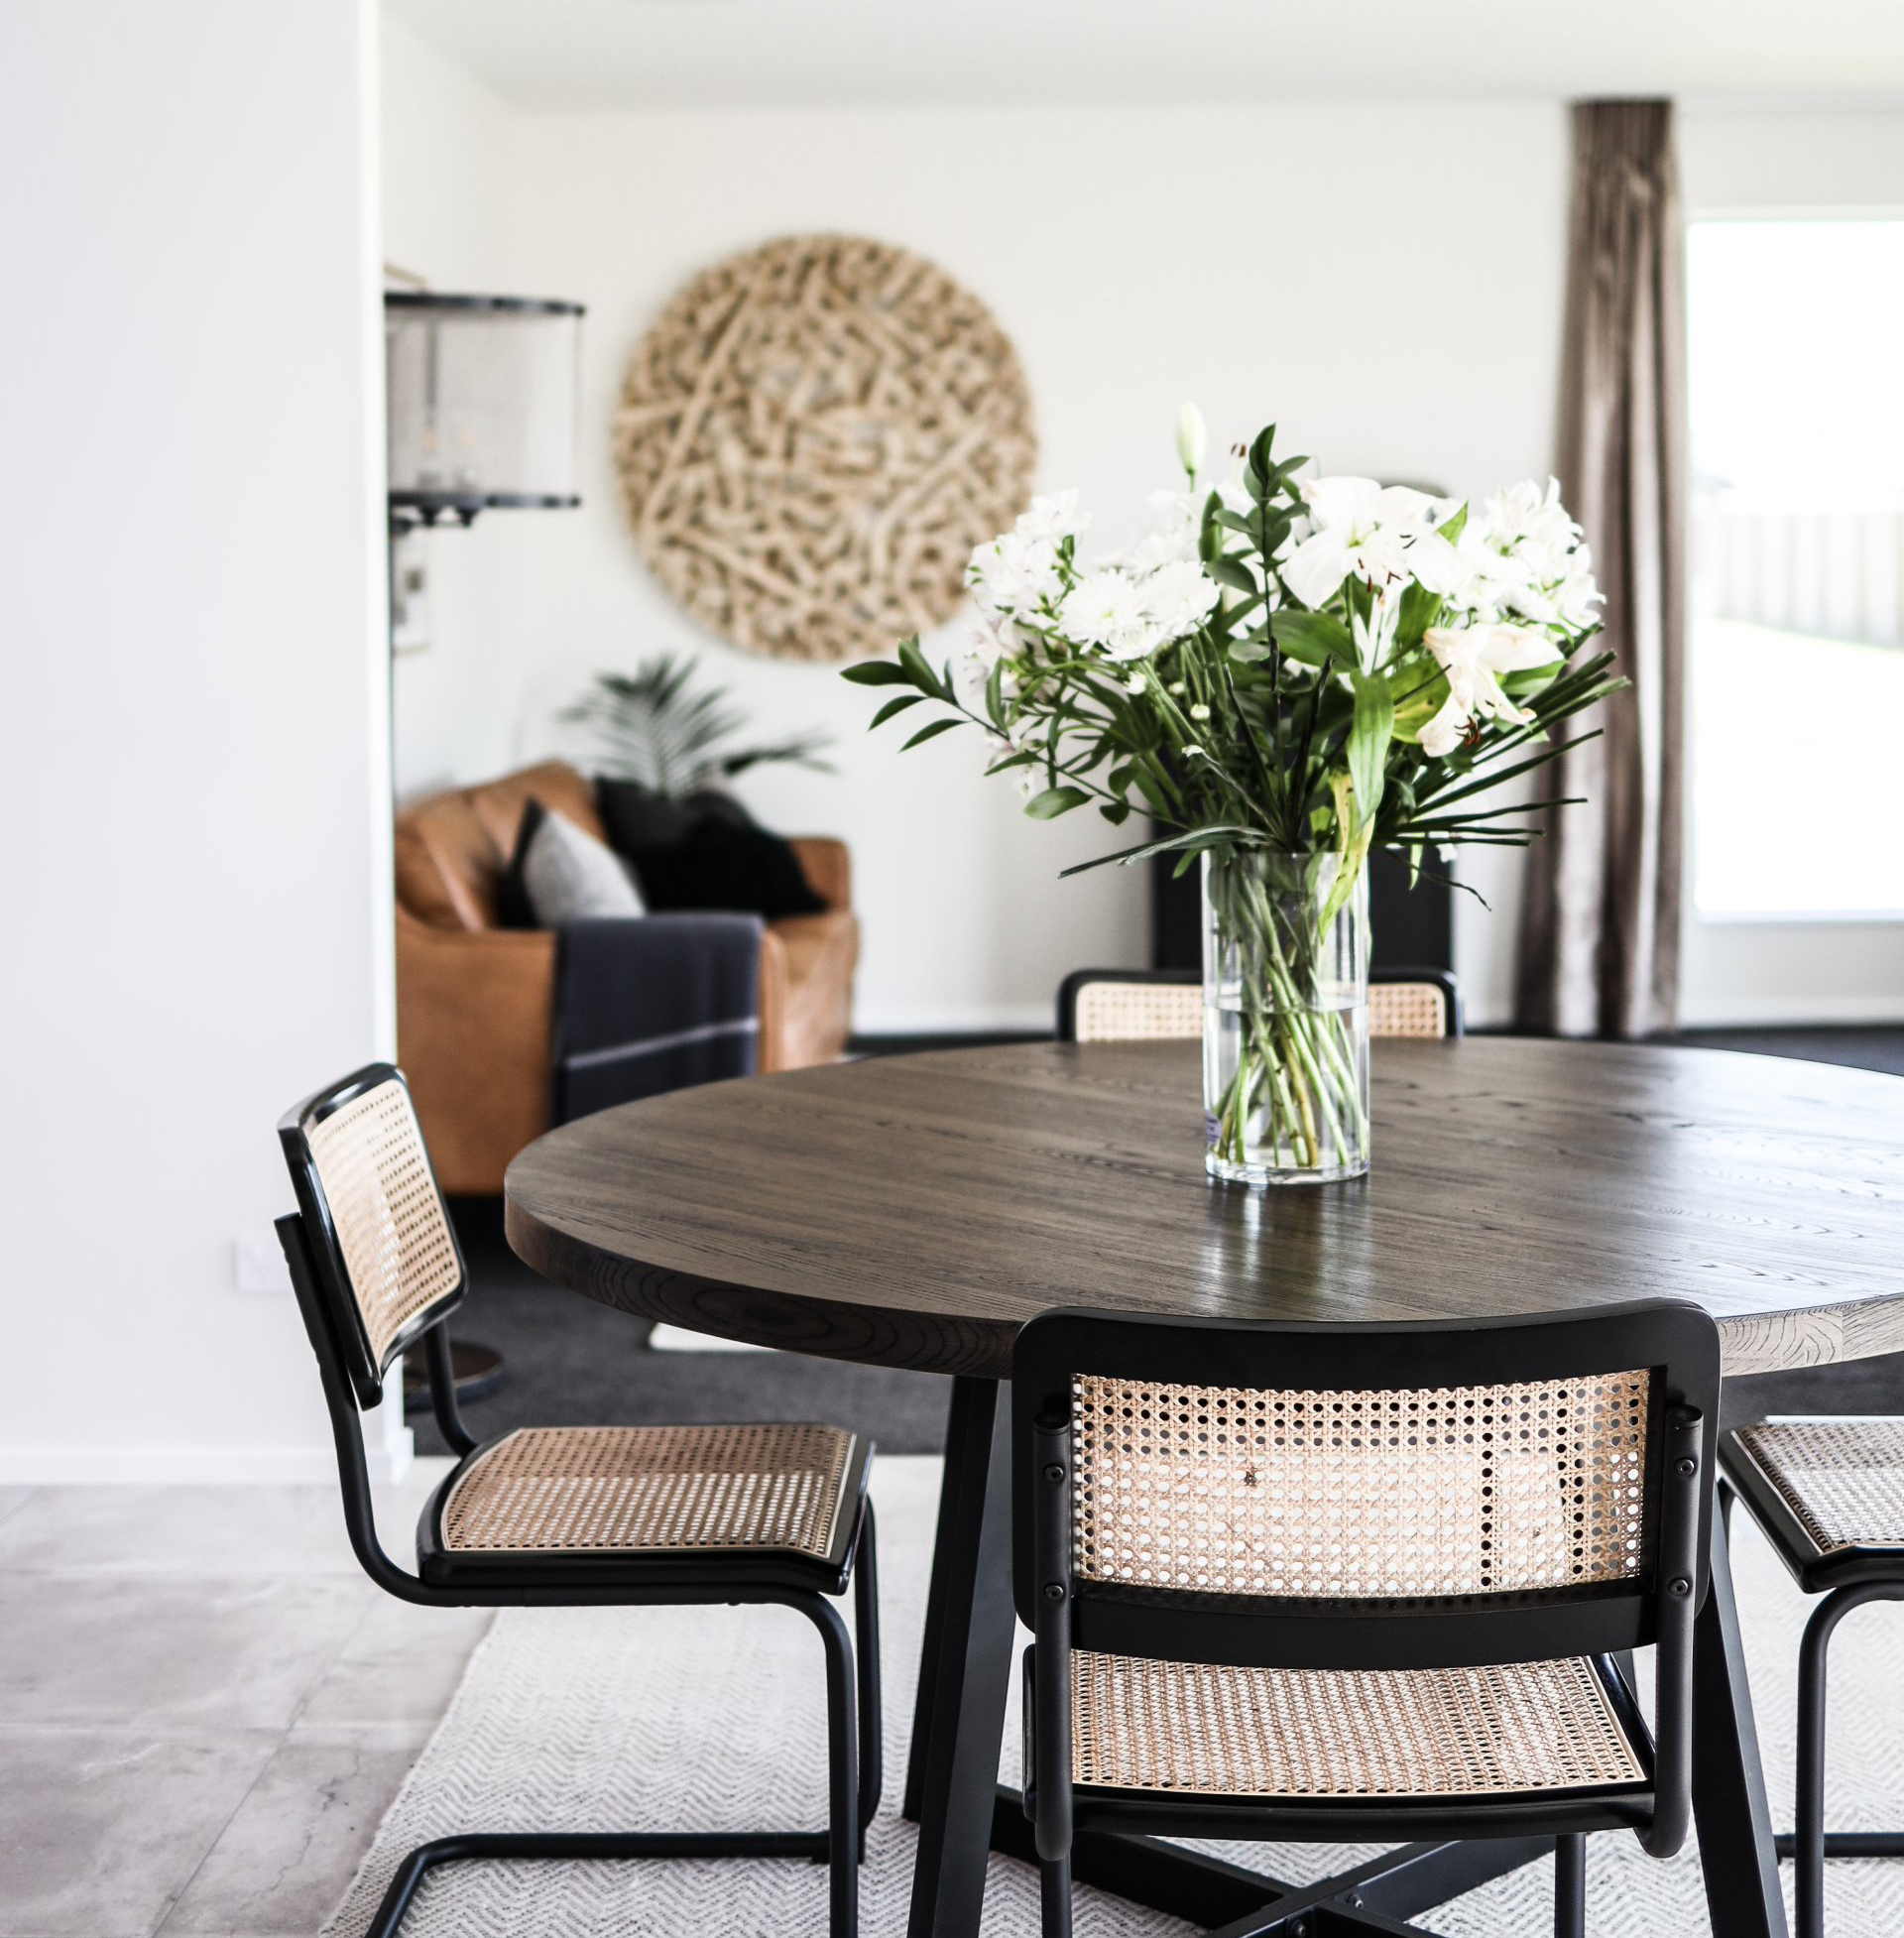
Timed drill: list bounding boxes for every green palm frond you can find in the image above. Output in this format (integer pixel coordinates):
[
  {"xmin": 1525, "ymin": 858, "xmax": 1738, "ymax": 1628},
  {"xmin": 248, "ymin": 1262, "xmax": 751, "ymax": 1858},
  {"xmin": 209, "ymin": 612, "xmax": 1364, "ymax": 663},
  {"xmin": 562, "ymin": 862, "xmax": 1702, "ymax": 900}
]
[{"xmin": 561, "ymin": 652, "xmax": 833, "ymax": 798}]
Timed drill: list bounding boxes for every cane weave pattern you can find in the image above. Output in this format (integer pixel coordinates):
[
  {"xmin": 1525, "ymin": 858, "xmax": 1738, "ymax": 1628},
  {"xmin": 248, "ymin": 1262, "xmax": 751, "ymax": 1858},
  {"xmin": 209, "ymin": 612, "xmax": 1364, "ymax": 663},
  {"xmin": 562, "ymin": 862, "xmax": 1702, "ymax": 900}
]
[
  {"xmin": 1735, "ymin": 1418, "xmax": 1904, "ymax": 1553},
  {"xmin": 1072, "ymin": 980, "xmax": 1200, "ymax": 1043},
  {"xmin": 441, "ymin": 1423, "xmax": 857, "ymax": 1559},
  {"xmin": 304, "ymin": 1080, "xmax": 459, "ymax": 1369},
  {"xmin": 1368, "ymin": 979, "xmax": 1452, "ymax": 1039},
  {"xmin": 1070, "ymin": 977, "xmax": 1450, "ymax": 1043},
  {"xmin": 1072, "ymin": 1370, "xmax": 1652, "ymax": 1601},
  {"xmin": 1070, "ymin": 1650, "xmax": 1644, "ymax": 1798}
]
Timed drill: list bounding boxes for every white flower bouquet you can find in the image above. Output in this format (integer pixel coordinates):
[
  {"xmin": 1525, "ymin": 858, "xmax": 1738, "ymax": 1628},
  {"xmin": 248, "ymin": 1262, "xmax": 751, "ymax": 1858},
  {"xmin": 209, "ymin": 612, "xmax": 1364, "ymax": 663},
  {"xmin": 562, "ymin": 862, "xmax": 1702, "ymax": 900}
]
[{"xmin": 847, "ymin": 414, "xmax": 1622, "ymax": 1183}]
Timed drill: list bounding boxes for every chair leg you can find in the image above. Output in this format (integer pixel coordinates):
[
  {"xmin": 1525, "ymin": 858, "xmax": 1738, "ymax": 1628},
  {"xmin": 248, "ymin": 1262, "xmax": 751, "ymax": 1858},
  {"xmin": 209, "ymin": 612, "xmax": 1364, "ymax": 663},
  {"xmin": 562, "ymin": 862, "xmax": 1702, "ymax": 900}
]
[
  {"xmin": 364, "ymin": 1830, "xmax": 836, "ymax": 1938},
  {"xmin": 1039, "ymin": 1855, "xmax": 1073, "ymax": 1938},
  {"xmin": 854, "ymin": 1498, "xmax": 885, "ymax": 1855},
  {"xmin": 802, "ymin": 1591, "xmax": 861, "ymax": 1938},
  {"xmin": 1553, "ymin": 1834, "xmax": 1585, "ymax": 1938},
  {"xmin": 1783, "ymin": 1580, "xmax": 1904, "ymax": 1938},
  {"xmin": 366, "ymin": 1587, "xmax": 865, "ymax": 1938}
]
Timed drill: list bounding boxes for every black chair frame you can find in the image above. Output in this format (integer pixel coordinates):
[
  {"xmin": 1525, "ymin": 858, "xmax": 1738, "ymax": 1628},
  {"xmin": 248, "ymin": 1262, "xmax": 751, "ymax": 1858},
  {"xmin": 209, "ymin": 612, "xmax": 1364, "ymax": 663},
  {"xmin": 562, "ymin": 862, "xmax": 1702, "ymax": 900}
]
[
  {"xmin": 1719, "ymin": 1437, "xmax": 1904, "ymax": 1938},
  {"xmin": 1012, "ymin": 1302, "xmax": 1719, "ymax": 1938},
  {"xmin": 1054, "ymin": 965, "xmax": 1465, "ymax": 1041},
  {"xmin": 278, "ymin": 1063, "xmax": 881, "ymax": 1938}
]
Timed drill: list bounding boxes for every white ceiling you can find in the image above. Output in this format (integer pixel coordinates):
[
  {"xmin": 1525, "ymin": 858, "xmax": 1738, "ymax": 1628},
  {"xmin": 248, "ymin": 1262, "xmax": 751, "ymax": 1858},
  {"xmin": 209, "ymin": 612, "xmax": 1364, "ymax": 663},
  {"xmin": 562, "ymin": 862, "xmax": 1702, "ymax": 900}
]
[{"xmin": 383, "ymin": 0, "xmax": 1904, "ymax": 112}]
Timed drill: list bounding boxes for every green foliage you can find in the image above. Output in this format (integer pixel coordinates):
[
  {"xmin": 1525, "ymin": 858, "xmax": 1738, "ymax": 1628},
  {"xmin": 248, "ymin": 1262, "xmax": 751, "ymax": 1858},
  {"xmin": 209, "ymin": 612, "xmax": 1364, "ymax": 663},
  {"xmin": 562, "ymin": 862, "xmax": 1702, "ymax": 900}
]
[
  {"xmin": 840, "ymin": 419, "xmax": 1627, "ymax": 881},
  {"xmin": 564, "ymin": 652, "xmax": 832, "ymax": 800}
]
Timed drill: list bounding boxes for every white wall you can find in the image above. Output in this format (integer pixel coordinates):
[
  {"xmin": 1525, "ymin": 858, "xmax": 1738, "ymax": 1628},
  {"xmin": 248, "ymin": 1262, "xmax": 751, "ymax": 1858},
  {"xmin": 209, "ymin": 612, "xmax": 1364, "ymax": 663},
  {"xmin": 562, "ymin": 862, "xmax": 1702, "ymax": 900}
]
[
  {"xmin": 383, "ymin": 17, "xmax": 535, "ymax": 797},
  {"xmin": 1677, "ymin": 105, "xmax": 1904, "ymax": 1024},
  {"xmin": 381, "ymin": 39, "xmax": 1904, "ymax": 1030},
  {"xmin": 382, "ymin": 84, "xmax": 1570, "ymax": 1028},
  {"xmin": 0, "ymin": 1, "xmax": 397, "ymax": 1480}
]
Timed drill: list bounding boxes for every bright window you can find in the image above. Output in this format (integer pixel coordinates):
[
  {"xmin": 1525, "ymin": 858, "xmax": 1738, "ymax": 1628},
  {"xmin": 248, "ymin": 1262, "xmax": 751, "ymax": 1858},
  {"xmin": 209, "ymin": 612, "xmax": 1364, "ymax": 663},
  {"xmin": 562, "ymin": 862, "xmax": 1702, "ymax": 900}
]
[{"xmin": 1687, "ymin": 218, "xmax": 1904, "ymax": 918}]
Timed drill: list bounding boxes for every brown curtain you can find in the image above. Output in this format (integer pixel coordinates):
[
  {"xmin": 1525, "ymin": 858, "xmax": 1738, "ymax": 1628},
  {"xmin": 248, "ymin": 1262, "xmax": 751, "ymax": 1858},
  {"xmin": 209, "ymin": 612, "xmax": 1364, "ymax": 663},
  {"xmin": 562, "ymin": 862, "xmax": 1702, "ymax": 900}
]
[{"xmin": 1515, "ymin": 100, "xmax": 1686, "ymax": 1038}]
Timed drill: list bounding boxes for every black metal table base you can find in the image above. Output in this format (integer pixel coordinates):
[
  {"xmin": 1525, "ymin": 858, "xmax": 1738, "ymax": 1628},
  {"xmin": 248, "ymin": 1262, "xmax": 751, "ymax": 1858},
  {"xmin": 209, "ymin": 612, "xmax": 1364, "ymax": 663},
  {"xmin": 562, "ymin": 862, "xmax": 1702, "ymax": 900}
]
[
  {"xmin": 985, "ymin": 1788, "xmax": 1551, "ymax": 1937},
  {"xmin": 904, "ymin": 1376, "xmax": 1793, "ymax": 1938}
]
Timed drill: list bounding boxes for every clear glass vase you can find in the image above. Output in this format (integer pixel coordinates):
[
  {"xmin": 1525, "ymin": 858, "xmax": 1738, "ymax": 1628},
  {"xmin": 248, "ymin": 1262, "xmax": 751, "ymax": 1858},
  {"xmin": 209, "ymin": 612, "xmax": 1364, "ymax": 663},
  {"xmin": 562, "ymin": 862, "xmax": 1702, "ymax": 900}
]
[{"xmin": 1202, "ymin": 848, "xmax": 1370, "ymax": 1186}]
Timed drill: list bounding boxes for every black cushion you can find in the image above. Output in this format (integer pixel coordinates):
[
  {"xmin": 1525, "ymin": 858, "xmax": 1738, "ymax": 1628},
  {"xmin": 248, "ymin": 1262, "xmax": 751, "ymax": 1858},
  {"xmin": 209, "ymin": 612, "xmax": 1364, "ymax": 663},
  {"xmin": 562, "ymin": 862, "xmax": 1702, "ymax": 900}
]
[
  {"xmin": 596, "ymin": 780, "xmax": 752, "ymax": 851},
  {"xmin": 594, "ymin": 779, "xmax": 825, "ymax": 919},
  {"xmin": 497, "ymin": 797, "xmax": 545, "ymax": 929}
]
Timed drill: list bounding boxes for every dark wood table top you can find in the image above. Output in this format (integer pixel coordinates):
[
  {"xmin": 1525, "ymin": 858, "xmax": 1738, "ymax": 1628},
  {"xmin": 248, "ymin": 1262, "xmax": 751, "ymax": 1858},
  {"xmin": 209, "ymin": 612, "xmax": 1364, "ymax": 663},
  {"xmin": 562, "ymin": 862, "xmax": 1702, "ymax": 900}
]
[{"xmin": 504, "ymin": 1037, "xmax": 1904, "ymax": 1379}]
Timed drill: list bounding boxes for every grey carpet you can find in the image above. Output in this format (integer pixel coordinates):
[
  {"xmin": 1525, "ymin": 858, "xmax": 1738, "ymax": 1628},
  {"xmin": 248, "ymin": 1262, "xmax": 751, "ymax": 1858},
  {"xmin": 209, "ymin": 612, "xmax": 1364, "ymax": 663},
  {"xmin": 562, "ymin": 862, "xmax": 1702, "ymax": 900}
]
[{"xmin": 427, "ymin": 1027, "xmax": 1904, "ymax": 1458}]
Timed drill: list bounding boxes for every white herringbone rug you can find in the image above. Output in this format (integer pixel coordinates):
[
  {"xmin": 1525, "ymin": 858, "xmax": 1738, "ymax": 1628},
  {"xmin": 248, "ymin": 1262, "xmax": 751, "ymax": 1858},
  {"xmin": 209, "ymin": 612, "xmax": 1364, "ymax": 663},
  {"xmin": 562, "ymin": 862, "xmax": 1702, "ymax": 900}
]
[{"xmin": 326, "ymin": 1457, "xmax": 1904, "ymax": 1936}]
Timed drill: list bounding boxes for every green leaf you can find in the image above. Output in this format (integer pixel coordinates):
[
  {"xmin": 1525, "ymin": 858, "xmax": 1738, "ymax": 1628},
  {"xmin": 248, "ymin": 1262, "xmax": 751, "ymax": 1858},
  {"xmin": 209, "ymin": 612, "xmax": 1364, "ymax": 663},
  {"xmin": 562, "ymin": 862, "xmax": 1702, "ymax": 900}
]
[
  {"xmin": 841, "ymin": 660, "xmax": 912, "ymax": 686},
  {"xmin": 1347, "ymin": 671, "xmax": 1394, "ymax": 821},
  {"xmin": 1024, "ymin": 786, "xmax": 1091, "ymax": 819},
  {"xmin": 1206, "ymin": 556, "xmax": 1258, "ymax": 594},
  {"xmin": 1056, "ymin": 824, "xmax": 1256, "ymax": 876},
  {"xmin": 897, "ymin": 637, "xmax": 945, "ymax": 698},
  {"xmin": 1436, "ymin": 503, "xmax": 1470, "ymax": 545},
  {"xmin": 984, "ymin": 657, "xmax": 1006, "ymax": 731},
  {"xmin": 1394, "ymin": 580, "xmax": 1444, "ymax": 652},
  {"xmin": 1248, "ymin": 424, "xmax": 1278, "ymax": 489},
  {"xmin": 1273, "ymin": 609, "xmax": 1353, "ymax": 668},
  {"xmin": 870, "ymin": 693, "xmax": 925, "ymax": 728},
  {"xmin": 900, "ymin": 717, "xmax": 963, "ymax": 751}
]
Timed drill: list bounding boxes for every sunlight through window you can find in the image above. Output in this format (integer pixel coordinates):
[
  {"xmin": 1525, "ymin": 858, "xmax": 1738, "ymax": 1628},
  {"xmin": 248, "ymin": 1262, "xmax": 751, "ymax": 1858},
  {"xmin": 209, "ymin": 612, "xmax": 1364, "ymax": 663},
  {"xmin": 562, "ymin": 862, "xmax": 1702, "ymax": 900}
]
[{"xmin": 1688, "ymin": 218, "xmax": 1904, "ymax": 918}]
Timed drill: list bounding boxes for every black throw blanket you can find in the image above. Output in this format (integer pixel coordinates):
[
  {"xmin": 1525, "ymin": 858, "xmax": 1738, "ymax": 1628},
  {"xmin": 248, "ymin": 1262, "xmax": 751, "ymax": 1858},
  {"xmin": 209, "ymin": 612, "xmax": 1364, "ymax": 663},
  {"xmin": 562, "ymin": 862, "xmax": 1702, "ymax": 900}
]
[{"xmin": 553, "ymin": 913, "xmax": 763, "ymax": 1125}]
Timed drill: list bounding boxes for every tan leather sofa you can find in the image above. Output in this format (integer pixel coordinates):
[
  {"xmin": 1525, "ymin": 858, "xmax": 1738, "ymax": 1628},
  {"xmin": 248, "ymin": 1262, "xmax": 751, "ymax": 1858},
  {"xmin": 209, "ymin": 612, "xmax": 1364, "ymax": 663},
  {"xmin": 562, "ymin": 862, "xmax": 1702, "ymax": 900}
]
[{"xmin": 395, "ymin": 760, "xmax": 858, "ymax": 1194}]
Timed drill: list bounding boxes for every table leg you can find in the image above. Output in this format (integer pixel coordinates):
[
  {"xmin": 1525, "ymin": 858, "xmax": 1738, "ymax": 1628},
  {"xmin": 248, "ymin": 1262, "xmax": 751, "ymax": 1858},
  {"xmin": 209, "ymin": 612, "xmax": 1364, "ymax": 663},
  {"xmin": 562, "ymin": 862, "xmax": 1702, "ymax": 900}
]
[
  {"xmin": 905, "ymin": 1375, "xmax": 1016, "ymax": 1938},
  {"xmin": 1693, "ymin": 1509, "xmax": 1790, "ymax": 1938}
]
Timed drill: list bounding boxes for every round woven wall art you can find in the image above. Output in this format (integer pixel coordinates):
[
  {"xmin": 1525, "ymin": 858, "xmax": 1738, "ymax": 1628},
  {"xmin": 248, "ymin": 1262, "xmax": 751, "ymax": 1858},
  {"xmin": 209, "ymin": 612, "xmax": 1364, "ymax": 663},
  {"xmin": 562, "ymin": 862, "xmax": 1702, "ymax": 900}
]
[{"xmin": 614, "ymin": 233, "xmax": 1037, "ymax": 663}]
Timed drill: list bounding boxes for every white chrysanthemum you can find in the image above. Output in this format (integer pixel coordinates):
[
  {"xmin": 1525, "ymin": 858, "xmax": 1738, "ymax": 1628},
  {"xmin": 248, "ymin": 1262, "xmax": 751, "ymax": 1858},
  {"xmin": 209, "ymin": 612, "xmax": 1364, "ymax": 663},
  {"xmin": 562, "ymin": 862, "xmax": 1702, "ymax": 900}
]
[
  {"xmin": 1459, "ymin": 477, "xmax": 1602, "ymax": 633},
  {"xmin": 967, "ymin": 530, "xmax": 1062, "ymax": 618},
  {"xmin": 1143, "ymin": 558, "xmax": 1222, "ymax": 638},
  {"xmin": 1016, "ymin": 489, "xmax": 1091, "ymax": 545},
  {"xmin": 1062, "ymin": 569, "xmax": 1148, "ymax": 650}
]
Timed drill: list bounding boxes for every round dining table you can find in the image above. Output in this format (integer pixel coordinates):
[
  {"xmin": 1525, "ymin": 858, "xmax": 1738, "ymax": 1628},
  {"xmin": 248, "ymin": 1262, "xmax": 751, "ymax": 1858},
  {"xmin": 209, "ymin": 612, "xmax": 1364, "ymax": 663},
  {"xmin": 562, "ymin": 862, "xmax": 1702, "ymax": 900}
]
[{"xmin": 506, "ymin": 1036, "xmax": 1904, "ymax": 1938}]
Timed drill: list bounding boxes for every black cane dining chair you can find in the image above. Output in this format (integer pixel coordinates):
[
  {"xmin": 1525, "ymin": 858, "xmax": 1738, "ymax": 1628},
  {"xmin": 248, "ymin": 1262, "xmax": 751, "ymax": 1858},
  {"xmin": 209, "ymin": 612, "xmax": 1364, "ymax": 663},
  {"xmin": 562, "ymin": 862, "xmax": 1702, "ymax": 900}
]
[
  {"xmin": 1055, "ymin": 965, "xmax": 1464, "ymax": 1043},
  {"xmin": 1719, "ymin": 1417, "xmax": 1904, "ymax": 1938},
  {"xmin": 1012, "ymin": 1302, "xmax": 1720, "ymax": 1938},
  {"xmin": 276, "ymin": 1062, "xmax": 881, "ymax": 1938}
]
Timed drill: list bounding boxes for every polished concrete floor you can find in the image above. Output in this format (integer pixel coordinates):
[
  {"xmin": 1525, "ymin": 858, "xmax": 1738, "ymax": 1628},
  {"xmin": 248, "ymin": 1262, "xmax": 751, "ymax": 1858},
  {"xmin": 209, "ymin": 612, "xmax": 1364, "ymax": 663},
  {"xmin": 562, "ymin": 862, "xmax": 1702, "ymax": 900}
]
[{"xmin": 0, "ymin": 1462, "xmax": 486, "ymax": 1938}]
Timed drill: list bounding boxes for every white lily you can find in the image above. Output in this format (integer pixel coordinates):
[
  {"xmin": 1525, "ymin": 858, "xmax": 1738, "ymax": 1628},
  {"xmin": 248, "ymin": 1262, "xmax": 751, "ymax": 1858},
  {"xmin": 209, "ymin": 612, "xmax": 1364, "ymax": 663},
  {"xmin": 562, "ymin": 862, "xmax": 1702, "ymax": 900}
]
[
  {"xmin": 1281, "ymin": 476, "xmax": 1463, "ymax": 609},
  {"xmin": 1418, "ymin": 623, "xmax": 1564, "ymax": 758},
  {"xmin": 1350, "ymin": 585, "xmax": 1403, "ymax": 674},
  {"xmin": 1176, "ymin": 402, "xmax": 1209, "ymax": 479}
]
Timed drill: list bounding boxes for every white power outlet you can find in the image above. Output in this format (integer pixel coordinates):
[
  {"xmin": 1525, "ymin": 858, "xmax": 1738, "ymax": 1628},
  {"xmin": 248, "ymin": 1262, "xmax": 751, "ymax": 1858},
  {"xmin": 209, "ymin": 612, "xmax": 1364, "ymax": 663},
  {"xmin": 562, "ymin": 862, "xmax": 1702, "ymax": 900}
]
[{"xmin": 234, "ymin": 1231, "xmax": 291, "ymax": 1294}]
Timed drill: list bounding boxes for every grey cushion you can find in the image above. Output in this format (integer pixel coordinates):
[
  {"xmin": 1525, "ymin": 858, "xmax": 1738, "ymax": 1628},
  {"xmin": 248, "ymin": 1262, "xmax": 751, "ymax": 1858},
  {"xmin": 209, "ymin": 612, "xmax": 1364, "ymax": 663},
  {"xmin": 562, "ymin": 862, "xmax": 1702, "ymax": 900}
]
[{"xmin": 519, "ymin": 805, "xmax": 646, "ymax": 924}]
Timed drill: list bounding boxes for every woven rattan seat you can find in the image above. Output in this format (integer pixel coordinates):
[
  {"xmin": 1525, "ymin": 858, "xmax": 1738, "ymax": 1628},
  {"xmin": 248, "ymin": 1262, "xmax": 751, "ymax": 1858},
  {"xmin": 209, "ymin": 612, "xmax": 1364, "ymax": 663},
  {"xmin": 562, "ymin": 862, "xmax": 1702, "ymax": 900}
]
[
  {"xmin": 1070, "ymin": 1650, "xmax": 1646, "ymax": 1800},
  {"xmin": 1065, "ymin": 973, "xmax": 1454, "ymax": 1044},
  {"xmin": 1731, "ymin": 1418, "xmax": 1904, "ymax": 1554},
  {"xmin": 440, "ymin": 1422, "xmax": 860, "ymax": 1561},
  {"xmin": 1368, "ymin": 978, "xmax": 1453, "ymax": 1039}
]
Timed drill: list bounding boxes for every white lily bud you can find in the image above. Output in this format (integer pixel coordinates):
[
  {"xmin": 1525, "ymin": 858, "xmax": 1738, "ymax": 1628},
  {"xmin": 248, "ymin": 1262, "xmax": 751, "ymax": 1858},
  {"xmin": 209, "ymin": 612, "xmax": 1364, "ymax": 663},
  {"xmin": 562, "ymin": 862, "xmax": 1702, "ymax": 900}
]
[{"xmin": 1175, "ymin": 402, "xmax": 1208, "ymax": 480}]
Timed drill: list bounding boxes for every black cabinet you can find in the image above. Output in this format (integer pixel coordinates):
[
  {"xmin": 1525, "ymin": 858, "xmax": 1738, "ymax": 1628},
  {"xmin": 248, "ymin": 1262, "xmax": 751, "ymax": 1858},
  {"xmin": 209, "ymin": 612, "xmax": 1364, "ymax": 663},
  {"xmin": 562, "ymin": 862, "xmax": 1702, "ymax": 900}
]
[{"xmin": 1150, "ymin": 844, "xmax": 1453, "ymax": 973}]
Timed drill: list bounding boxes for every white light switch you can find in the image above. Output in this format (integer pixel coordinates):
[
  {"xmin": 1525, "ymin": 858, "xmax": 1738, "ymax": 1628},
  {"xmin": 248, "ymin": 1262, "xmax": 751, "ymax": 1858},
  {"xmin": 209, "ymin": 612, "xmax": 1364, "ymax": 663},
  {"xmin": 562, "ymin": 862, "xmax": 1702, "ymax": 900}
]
[{"xmin": 234, "ymin": 1231, "xmax": 291, "ymax": 1294}]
